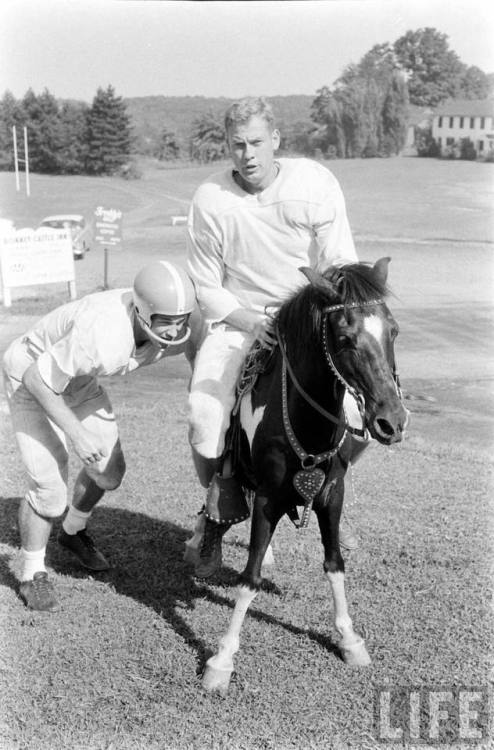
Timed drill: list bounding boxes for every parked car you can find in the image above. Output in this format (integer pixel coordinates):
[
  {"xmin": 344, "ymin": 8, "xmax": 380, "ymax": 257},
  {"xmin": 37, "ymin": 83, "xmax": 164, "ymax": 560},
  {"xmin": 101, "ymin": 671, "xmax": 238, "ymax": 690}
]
[{"xmin": 39, "ymin": 214, "xmax": 91, "ymax": 259}]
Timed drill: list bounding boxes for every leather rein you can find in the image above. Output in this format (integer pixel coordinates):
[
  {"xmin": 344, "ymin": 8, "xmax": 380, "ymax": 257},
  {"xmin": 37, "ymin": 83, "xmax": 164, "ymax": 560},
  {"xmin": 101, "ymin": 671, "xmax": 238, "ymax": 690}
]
[{"xmin": 276, "ymin": 298, "xmax": 387, "ymax": 439}]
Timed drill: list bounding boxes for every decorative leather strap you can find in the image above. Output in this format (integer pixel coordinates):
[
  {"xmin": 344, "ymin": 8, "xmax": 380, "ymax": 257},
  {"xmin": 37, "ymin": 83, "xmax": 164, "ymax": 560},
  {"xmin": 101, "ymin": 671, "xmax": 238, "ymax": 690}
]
[
  {"xmin": 276, "ymin": 325, "xmax": 366, "ymax": 438},
  {"xmin": 281, "ymin": 358, "xmax": 347, "ymax": 466}
]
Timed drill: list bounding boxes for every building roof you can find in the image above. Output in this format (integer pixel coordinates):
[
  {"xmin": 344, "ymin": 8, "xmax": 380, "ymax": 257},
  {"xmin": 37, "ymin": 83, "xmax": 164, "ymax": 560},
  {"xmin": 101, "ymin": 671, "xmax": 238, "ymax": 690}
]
[{"xmin": 433, "ymin": 99, "xmax": 494, "ymax": 117}]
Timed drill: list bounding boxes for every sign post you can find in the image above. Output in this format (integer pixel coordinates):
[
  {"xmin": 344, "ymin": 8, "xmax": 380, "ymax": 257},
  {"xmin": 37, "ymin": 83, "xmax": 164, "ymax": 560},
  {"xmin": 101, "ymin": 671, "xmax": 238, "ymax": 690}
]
[{"xmin": 93, "ymin": 207, "xmax": 123, "ymax": 288}]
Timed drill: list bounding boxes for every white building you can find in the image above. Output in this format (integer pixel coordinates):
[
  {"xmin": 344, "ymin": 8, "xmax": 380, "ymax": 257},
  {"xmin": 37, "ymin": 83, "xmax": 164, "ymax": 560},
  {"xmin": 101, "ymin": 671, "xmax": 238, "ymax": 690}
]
[{"xmin": 431, "ymin": 99, "xmax": 494, "ymax": 155}]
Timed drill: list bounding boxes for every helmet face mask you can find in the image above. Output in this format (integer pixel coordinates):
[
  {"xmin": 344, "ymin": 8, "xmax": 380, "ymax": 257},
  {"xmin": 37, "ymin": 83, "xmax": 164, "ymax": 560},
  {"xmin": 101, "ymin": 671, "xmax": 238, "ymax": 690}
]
[
  {"xmin": 133, "ymin": 261, "xmax": 195, "ymax": 347},
  {"xmin": 144, "ymin": 313, "xmax": 191, "ymax": 347}
]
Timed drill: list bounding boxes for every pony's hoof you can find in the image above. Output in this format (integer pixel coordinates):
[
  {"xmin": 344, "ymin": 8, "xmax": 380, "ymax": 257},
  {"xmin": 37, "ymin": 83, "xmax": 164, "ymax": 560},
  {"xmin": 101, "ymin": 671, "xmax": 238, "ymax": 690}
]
[
  {"xmin": 202, "ymin": 664, "xmax": 232, "ymax": 694},
  {"xmin": 341, "ymin": 639, "xmax": 371, "ymax": 667}
]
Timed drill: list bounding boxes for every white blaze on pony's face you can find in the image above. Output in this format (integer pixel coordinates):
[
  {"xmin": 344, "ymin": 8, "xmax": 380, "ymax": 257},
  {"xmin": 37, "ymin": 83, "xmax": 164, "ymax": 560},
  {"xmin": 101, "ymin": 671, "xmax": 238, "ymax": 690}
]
[{"xmin": 363, "ymin": 314, "xmax": 384, "ymax": 347}]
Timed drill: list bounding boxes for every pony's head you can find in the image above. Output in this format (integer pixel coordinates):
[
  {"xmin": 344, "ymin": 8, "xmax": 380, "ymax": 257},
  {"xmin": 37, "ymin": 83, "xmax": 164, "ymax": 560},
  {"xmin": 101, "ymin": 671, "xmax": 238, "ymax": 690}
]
[{"xmin": 278, "ymin": 258, "xmax": 408, "ymax": 445}]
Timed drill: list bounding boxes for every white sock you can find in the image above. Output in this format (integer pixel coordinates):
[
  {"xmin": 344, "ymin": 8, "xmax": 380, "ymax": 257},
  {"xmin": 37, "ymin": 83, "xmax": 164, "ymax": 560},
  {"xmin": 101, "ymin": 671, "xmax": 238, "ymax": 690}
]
[
  {"xmin": 20, "ymin": 547, "xmax": 46, "ymax": 581},
  {"xmin": 63, "ymin": 507, "xmax": 91, "ymax": 535}
]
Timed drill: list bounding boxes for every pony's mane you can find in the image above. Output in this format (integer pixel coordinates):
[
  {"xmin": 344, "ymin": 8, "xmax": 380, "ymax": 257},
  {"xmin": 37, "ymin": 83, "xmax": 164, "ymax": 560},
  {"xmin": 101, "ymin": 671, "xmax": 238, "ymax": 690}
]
[
  {"xmin": 276, "ymin": 262, "xmax": 389, "ymax": 361},
  {"xmin": 323, "ymin": 261, "xmax": 389, "ymax": 305}
]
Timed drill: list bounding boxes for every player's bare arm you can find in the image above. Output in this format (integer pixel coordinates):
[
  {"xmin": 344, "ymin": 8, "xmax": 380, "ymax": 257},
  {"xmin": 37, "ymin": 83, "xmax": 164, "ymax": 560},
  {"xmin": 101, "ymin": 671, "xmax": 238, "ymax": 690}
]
[{"xmin": 22, "ymin": 363, "xmax": 108, "ymax": 465}]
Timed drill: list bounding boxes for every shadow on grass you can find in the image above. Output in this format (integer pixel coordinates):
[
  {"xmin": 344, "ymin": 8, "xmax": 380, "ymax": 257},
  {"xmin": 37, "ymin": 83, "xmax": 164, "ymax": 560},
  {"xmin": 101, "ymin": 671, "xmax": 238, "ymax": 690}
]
[{"xmin": 0, "ymin": 496, "xmax": 341, "ymax": 668}]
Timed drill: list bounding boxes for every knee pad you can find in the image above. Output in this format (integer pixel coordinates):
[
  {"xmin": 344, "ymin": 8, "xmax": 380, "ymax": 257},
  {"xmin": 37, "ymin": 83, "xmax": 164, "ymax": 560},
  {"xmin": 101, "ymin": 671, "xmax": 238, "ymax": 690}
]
[
  {"xmin": 26, "ymin": 480, "xmax": 67, "ymax": 518},
  {"xmin": 188, "ymin": 392, "xmax": 227, "ymax": 459}
]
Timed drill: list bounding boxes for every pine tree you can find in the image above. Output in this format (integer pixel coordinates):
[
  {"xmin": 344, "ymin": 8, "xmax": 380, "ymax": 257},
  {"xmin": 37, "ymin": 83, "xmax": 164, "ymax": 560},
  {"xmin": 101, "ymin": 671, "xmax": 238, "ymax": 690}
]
[
  {"xmin": 59, "ymin": 100, "xmax": 90, "ymax": 174},
  {"xmin": 0, "ymin": 90, "xmax": 21, "ymax": 170},
  {"xmin": 21, "ymin": 88, "xmax": 65, "ymax": 173},
  {"xmin": 86, "ymin": 86, "xmax": 132, "ymax": 175}
]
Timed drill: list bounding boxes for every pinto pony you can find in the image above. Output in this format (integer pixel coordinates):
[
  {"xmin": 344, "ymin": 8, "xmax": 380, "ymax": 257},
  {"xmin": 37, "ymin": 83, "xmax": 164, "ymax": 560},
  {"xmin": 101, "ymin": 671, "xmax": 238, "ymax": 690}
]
[{"xmin": 202, "ymin": 258, "xmax": 408, "ymax": 693}]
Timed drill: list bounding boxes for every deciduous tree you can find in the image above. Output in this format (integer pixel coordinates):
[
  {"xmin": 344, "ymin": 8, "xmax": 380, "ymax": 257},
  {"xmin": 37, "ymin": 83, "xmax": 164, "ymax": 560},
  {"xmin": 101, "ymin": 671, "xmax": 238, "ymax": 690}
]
[
  {"xmin": 155, "ymin": 126, "xmax": 180, "ymax": 160},
  {"xmin": 393, "ymin": 27, "xmax": 465, "ymax": 106},
  {"xmin": 189, "ymin": 112, "xmax": 226, "ymax": 163},
  {"xmin": 311, "ymin": 44, "xmax": 408, "ymax": 158},
  {"xmin": 459, "ymin": 66, "xmax": 491, "ymax": 100}
]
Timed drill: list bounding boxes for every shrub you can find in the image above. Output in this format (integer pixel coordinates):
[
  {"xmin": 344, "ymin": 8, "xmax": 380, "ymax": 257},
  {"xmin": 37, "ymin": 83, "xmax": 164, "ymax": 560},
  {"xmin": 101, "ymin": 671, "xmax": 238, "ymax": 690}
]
[
  {"xmin": 443, "ymin": 144, "xmax": 459, "ymax": 160},
  {"xmin": 415, "ymin": 126, "xmax": 440, "ymax": 157},
  {"xmin": 459, "ymin": 138, "xmax": 477, "ymax": 161},
  {"xmin": 119, "ymin": 159, "xmax": 142, "ymax": 180}
]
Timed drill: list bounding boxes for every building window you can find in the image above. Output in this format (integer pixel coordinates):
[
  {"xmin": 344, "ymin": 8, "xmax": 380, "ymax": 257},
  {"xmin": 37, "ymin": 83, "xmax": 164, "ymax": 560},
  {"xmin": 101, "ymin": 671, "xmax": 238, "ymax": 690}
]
[
  {"xmin": 438, "ymin": 116, "xmax": 443, "ymax": 128},
  {"xmin": 470, "ymin": 117, "xmax": 475, "ymax": 128},
  {"xmin": 459, "ymin": 117, "xmax": 464, "ymax": 128},
  {"xmin": 446, "ymin": 137, "xmax": 454, "ymax": 146},
  {"xmin": 480, "ymin": 117, "xmax": 485, "ymax": 129},
  {"xmin": 437, "ymin": 137, "xmax": 442, "ymax": 146},
  {"xmin": 479, "ymin": 141, "xmax": 484, "ymax": 152},
  {"xmin": 449, "ymin": 117, "xmax": 454, "ymax": 128}
]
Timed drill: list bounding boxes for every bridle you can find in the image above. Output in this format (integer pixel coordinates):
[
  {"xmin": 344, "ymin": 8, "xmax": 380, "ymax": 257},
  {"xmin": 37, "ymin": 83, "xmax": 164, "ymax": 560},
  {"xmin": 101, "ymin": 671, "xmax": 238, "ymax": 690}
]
[
  {"xmin": 276, "ymin": 297, "xmax": 390, "ymax": 439},
  {"xmin": 276, "ymin": 297, "xmax": 401, "ymax": 527},
  {"xmin": 322, "ymin": 299, "xmax": 402, "ymax": 401}
]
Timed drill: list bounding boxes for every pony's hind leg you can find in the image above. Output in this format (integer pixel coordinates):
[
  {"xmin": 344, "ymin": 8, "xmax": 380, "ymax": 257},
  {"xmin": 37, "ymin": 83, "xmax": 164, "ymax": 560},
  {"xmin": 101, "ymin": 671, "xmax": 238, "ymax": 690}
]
[
  {"xmin": 242, "ymin": 491, "xmax": 282, "ymax": 587},
  {"xmin": 315, "ymin": 478, "xmax": 371, "ymax": 667}
]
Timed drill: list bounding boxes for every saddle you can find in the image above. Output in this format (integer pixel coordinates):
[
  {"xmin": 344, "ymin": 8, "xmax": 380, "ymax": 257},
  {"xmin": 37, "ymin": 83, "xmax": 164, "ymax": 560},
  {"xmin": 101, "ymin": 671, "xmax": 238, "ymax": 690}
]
[{"xmin": 204, "ymin": 341, "xmax": 276, "ymax": 525}]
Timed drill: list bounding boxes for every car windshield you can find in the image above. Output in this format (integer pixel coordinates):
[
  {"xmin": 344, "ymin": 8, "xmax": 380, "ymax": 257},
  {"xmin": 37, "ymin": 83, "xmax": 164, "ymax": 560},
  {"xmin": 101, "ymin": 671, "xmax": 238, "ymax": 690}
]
[{"xmin": 42, "ymin": 219, "xmax": 82, "ymax": 229}]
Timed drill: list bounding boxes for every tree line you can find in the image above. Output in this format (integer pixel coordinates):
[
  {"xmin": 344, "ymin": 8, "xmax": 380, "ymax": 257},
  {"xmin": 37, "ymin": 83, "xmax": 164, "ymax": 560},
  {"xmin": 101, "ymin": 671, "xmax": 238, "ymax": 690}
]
[
  {"xmin": 0, "ymin": 28, "xmax": 491, "ymax": 175},
  {"xmin": 0, "ymin": 85, "xmax": 132, "ymax": 176}
]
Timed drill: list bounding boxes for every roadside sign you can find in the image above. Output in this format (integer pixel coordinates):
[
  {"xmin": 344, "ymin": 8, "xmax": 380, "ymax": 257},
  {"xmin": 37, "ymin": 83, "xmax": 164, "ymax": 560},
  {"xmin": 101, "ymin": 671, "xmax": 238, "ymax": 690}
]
[
  {"xmin": 0, "ymin": 228, "xmax": 76, "ymax": 307},
  {"xmin": 94, "ymin": 206, "xmax": 123, "ymax": 248},
  {"xmin": 94, "ymin": 206, "xmax": 123, "ymax": 289}
]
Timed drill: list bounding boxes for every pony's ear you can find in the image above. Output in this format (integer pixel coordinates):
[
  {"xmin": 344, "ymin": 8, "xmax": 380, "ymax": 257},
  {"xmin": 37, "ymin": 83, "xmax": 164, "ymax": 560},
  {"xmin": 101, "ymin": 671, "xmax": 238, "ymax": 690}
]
[
  {"xmin": 373, "ymin": 257, "xmax": 391, "ymax": 286},
  {"xmin": 299, "ymin": 266, "xmax": 322, "ymax": 284},
  {"xmin": 299, "ymin": 266, "xmax": 339, "ymax": 294}
]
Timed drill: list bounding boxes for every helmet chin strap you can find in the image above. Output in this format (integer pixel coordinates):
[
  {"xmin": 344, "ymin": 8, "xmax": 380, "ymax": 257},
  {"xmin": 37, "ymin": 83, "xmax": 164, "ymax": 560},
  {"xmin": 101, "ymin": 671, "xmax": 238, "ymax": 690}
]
[{"xmin": 137, "ymin": 315, "xmax": 191, "ymax": 347}]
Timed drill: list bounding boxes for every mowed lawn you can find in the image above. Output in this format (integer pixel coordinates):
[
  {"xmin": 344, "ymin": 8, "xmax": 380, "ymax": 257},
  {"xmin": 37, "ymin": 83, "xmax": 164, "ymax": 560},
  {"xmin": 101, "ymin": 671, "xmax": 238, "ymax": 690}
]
[{"xmin": 0, "ymin": 157, "xmax": 493, "ymax": 750}]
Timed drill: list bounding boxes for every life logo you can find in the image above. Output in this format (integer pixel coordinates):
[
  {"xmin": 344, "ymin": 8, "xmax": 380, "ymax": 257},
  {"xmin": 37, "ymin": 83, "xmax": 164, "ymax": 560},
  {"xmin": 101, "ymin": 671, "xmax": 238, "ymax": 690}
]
[{"xmin": 374, "ymin": 686, "xmax": 490, "ymax": 744}]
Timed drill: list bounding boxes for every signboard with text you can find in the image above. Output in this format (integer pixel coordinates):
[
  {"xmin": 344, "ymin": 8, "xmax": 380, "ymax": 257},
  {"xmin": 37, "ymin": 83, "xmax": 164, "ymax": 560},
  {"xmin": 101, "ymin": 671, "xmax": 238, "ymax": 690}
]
[
  {"xmin": 94, "ymin": 206, "xmax": 123, "ymax": 248},
  {"xmin": 0, "ymin": 228, "xmax": 76, "ymax": 307}
]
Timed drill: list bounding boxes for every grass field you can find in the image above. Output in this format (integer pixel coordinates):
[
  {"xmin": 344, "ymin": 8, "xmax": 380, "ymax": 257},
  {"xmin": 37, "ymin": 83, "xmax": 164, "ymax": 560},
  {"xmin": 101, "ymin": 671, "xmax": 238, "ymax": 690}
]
[{"xmin": 0, "ymin": 157, "xmax": 493, "ymax": 750}]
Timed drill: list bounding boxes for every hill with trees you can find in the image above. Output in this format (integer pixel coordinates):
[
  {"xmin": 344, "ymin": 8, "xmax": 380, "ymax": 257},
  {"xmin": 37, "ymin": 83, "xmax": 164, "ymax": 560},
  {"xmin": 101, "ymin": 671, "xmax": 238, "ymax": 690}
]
[
  {"xmin": 1, "ymin": 27, "xmax": 492, "ymax": 173},
  {"xmin": 124, "ymin": 94, "xmax": 314, "ymax": 156}
]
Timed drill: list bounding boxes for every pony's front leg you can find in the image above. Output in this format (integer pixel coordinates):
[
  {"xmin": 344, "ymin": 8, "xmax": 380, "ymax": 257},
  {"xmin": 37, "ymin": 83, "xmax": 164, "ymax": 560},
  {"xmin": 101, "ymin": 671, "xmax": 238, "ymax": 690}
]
[
  {"xmin": 328, "ymin": 569, "xmax": 370, "ymax": 667},
  {"xmin": 316, "ymin": 479, "xmax": 371, "ymax": 667},
  {"xmin": 202, "ymin": 492, "xmax": 280, "ymax": 693},
  {"xmin": 202, "ymin": 584, "xmax": 258, "ymax": 694}
]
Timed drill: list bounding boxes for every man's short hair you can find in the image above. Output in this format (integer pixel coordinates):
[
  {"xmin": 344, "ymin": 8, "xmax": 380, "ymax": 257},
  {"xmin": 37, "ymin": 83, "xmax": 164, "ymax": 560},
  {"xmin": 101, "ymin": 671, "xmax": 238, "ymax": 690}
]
[{"xmin": 224, "ymin": 97, "xmax": 275, "ymax": 134}]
